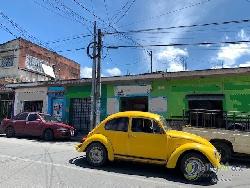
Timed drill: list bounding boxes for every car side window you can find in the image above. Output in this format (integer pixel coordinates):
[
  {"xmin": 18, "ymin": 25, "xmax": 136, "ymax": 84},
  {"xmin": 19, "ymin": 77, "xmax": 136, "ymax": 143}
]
[
  {"xmin": 28, "ymin": 114, "xmax": 39, "ymax": 121},
  {"xmin": 105, "ymin": 117, "xmax": 129, "ymax": 132},
  {"xmin": 14, "ymin": 113, "xmax": 29, "ymax": 120},
  {"xmin": 131, "ymin": 118, "xmax": 162, "ymax": 134}
]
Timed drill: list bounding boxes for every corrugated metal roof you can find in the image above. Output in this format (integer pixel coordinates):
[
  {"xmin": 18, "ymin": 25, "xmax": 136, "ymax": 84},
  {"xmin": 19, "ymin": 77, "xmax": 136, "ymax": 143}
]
[{"xmin": 5, "ymin": 66, "xmax": 250, "ymax": 89}]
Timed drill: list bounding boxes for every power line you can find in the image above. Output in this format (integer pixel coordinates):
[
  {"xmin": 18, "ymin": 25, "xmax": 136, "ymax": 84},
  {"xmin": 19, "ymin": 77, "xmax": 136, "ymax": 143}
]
[
  {"xmin": 113, "ymin": 0, "xmax": 136, "ymax": 25},
  {"xmin": 45, "ymin": 34, "xmax": 92, "ymax": 44},
  {"xmin": 0, "ymin": 23, "xmax": 18, "ymax": 38},
  {"xmin": 33, "ymin": 0, "xmax": 87, "ymax": 27},
  {"xmin": 111, "ymin": 0, "xmax": 131, "ymax": 21},
  {"xmin": 103, "ymin": 0, "xmax": 110, "ymax": 25},
  {"xmin": 0, "ymin": 10, "xmax": 52, "ymax": 50},
  {"xmin": 104, "ymin": 18, "xmax": 250, "ymax": 35},
  {"xmin": 39, "ymin": 0, "xmax": 92, "ymax": 33},
  {"xmin": 118, "ymin": 0, "xmax": 212, "ymax": 28},
  {"xmin": 106, "ymin": 40, "xmax": 250, "ymax": 49}
]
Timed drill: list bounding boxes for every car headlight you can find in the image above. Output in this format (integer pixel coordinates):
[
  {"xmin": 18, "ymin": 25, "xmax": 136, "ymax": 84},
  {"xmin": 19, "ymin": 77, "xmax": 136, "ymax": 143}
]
[{"xmin": 57, "ymin": 128, "xmax": 68, "ymax": 132}]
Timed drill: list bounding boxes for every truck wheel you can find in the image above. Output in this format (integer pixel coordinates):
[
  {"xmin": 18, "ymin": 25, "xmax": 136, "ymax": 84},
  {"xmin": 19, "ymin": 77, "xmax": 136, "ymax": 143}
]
[
  {"xmin": 213, "ymin": 142, "xmax": 231, "ymax": 163},
  {"xmin": 86, "ymin": 142, "xmax": 107, "ymax": 167},
  {"xmin": 5, "ymin": 126, "xmax": 15, "ymax": 138},
  {"xmin": 180, "ymin": 153, "xmax": 207, "ymax": 181},
  {"xmin": 43, "ymin": 129, "xmax": 54, "ymax": 141}
]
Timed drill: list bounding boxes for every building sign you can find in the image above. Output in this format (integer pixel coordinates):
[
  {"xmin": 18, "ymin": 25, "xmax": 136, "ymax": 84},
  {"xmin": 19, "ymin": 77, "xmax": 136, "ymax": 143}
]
[
  {"xmin": 0, "ymin": 56, "xmax": 14, "ymax": 67},
  {"xmin": 25, "ymin": 55, "xmax": 55, "ymax": 78},
  {"xmin": 52, "ymin": 99, "xmax": 63, "ymax": 121},
  {"xmin": 115, "ymin": 85, "xmax": 151, "ymax": 96},
  {"xmin": 149, "ymin": 97, "xmax": 167, "ymax": 113}
]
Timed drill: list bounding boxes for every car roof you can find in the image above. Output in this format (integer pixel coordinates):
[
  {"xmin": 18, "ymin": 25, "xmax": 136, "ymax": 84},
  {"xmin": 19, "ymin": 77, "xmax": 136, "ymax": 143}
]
[{"xmin": 106, "ymin": 111, "xmax": 161, "ymax": 121}]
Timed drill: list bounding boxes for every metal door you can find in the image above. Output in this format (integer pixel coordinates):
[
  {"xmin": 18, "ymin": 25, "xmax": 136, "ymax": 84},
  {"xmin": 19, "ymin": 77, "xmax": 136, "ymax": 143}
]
[{"xmin": 70, "ymin": 98, "xmax": 91, "ymax": 132}]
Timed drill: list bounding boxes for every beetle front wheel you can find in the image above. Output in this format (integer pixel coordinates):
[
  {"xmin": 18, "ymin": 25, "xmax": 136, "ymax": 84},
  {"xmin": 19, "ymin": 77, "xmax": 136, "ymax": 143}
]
[{"xmin": 180, "ymin": 153, "xmax": 207, "ymax": 181}]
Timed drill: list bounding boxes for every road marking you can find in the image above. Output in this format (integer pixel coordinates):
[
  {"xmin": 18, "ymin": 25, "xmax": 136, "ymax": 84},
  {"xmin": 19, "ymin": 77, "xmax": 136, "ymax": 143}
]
[{"xmin": 0, "ymin": 154, "xmax": 184, "ymax": 187}]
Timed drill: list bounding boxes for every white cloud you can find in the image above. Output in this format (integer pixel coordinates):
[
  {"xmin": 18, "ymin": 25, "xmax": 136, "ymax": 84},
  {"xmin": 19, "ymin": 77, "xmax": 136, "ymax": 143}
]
[
  {"xmin": 155, "ymin": 46, "xmax": 188, "ymax": 72},
  {"xmin": 168, "ymin": 61, "xmax": 185, "ymax": 72},
  {"xmin": 81, "ymin": 66, "xmax": 92, "ymax": 78},
  {"xmin": 238, "ymin": 29, "xmax": 250, "ymax": 40},
  {"xmin": 81, "ymin": 66, "xmax": 122, "ymax": 78},
  {"xmin": 157, "ymin": 47, "xmax": 188, "ymax": 60},
  {"xmin": 215, "ymin": 29, "xmax": 250, "ymax": 68},
  {"xmin": 239, "ymin": 61, "xmax": 250, "ymax": 67},
  {"xmin": 106, "ymin": 67, "xmax": 122, "ymax": 76}
]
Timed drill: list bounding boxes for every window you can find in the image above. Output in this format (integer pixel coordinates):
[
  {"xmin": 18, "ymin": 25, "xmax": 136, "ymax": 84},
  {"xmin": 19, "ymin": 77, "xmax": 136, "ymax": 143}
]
[
  {"xmin": 0, "ymin": 56, "xmax": 14, "ymax": 67},
  {"xmin": 28, "ymin": 114, "xmax": 39, "ymax": 121},
  {"xmin": 105, "ymin": 117, "xmax": 128, "ymax": 132},
  {"xmin": 14, "ymin": 113, "xmax": 29, "ymax": 120},
  {"xmin": 131, "ymin": 118, "xmax": 162, "ymax": 134}
]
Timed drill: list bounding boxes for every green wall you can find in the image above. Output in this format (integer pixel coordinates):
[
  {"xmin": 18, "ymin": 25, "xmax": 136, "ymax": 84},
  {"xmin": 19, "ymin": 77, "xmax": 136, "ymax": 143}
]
[
  {"xmin": 151, "ymin": 75, "xmax": 250, "ymax": 118},
  {"xmin": 63, "ymin": 74, "xmax": 250, "ymax": 122}
]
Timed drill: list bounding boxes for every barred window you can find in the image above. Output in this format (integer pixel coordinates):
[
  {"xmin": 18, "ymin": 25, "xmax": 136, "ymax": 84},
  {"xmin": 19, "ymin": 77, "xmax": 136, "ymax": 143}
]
[{"xmin": 0, "ymin": 56, "xmax": 14, "ymax": 67}]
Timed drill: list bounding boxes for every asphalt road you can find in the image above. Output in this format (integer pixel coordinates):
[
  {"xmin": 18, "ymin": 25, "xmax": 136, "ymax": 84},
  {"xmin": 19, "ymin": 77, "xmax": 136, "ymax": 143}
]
[{"xmin": 0, "ymin": 135, "xmax": 250, "ymax": 188}]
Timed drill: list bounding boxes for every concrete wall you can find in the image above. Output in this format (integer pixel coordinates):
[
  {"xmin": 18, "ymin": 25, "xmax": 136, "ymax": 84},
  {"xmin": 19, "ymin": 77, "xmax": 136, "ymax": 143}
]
[{"xmin": 14, "ymin": 87, "xmax": 48, "ymax": 115}]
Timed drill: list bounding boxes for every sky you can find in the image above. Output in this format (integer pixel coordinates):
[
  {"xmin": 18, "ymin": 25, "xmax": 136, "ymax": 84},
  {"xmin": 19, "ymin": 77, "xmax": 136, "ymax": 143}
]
[{"xmin": 1, "ymin": 0, "xmax": 250, "ymax": 78}]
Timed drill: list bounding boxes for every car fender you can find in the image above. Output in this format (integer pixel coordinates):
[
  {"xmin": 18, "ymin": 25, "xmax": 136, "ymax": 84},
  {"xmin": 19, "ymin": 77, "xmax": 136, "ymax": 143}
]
[
  {"xmin": 166, "ymin": 143, "xmax": 220, "ymax": 169},
  {"xmin": 78, "ymin": 134, "xmax": 114, "ymax": 161}
]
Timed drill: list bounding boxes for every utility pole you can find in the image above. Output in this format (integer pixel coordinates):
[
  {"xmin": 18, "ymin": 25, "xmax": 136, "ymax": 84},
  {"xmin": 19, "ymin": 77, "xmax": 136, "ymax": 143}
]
[
  {"xmin": 90, "ymin": 21, "xmax": 97, "ymax": 131},
  {"xmin": 148, "ymin": 50, "xmax": 153, "ymax": 73},
  {"xmin": 96, "ymin": 29, "xmax": 102, "ymax": 125}
]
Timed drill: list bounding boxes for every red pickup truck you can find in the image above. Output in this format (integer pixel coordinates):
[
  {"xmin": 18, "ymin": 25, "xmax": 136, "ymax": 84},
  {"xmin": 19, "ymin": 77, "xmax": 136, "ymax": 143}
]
[{"xmin": 0, "ymin": 112, "xmax": 75, "ymax": 141}]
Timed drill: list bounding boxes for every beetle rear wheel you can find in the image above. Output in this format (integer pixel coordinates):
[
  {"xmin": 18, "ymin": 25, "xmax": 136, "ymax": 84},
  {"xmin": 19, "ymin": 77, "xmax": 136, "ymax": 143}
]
[{"xmin": 86, "ymin": 142, "xmax": 107, "ymax": 167}]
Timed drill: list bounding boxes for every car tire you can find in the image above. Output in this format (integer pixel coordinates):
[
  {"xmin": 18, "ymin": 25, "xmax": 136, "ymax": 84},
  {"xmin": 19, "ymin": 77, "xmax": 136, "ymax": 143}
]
[
  {"xmin": 86, "ymin": 142, "xmax": 107, "ymax": 167},
  {"xmin": 213, "ymin": 142, "xmax": 231, "ymax": 163},
  {"xmin": 43, "ymin": 129, "xmax": 54, "ymax": 141},
  {"xmin": 5, "ymin": 126, "xmax": 15, "ymax": 138},
  {"xmin": 180, "ymin": 152, "xmax": 208, "ymax": 181}
]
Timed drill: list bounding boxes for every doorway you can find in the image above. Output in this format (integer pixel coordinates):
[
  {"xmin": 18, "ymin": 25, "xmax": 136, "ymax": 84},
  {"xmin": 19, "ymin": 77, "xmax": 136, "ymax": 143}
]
[
  {"xmin": 120, "ymin": 96, "xmax": 148, "ymax": 112},
  {"xmin": 23, "ymin": 101, "xmax": 43, "ymax": 112}
]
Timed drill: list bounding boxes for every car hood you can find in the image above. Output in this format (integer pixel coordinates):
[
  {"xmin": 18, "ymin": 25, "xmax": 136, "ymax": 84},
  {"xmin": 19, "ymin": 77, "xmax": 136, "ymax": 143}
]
[
  {"xmin": 167, "ymin": 130, "xmax": 214, "ymax": 148},
  {"xmin": 48, "ymin": 122, "xmax": 73, "ymax": 129}
]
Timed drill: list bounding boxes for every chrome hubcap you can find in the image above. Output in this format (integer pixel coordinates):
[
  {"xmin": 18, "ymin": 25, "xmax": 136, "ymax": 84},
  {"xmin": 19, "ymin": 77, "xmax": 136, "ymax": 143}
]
[
  {"xmin": 184, "ymin": 157, "xmax": 204, "ymax": 180},
  {"xmin": 89, "ymin": 147, "xmax": 103, "ymax": 164}
]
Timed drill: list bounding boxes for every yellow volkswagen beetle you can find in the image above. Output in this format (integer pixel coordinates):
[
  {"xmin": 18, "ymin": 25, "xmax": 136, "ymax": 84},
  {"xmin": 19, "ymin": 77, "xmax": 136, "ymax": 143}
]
[{"xmin": 75, "ymin": 111, "xmax": 220, "ymax": 181}]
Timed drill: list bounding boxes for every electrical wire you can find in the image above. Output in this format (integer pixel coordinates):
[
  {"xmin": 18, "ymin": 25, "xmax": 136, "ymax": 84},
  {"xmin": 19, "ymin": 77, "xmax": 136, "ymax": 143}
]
[
  {"xmin": 104, "ymin": 18, "xmax": 250, "ymax": 35},
  {"xmin": 105, "ymin": 40, "xmax": 250, "ymax": 49},
  {"xmin": 118, "ymin": 0, "xmax": 212, "ymax": 28},
  {"xmin": 113, "ymin": 0, "xmax": 136, "ymax": 25}
]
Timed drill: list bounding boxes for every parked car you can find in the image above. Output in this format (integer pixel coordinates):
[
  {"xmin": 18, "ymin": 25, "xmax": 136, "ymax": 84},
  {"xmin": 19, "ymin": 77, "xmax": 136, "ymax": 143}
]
[
  {"xmin": 0, "ymin": 112, "xmax": 75, "ymax": 141},
  {"xmin": 75, "ymin": 111, "xmax": 221, "ymax": 182}
]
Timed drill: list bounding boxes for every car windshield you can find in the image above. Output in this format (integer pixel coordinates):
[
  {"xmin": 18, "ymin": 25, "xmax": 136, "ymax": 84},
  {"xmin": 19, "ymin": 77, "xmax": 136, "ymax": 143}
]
[
  {"xmin": 160, "ymin": 116, "xmax": 171, "ymax": 131},
  {"xmin": 40, "ymin": 114, "xmax": 59, "ymax": 122}
]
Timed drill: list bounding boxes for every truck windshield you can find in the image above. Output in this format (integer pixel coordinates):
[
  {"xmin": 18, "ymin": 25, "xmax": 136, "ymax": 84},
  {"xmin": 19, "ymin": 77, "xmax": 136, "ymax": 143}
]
[
  {"xmin": 160, "ymin": 116, "xmax": 171, "ymax": 131},
  {"xmin": 40, "ymin": 114, "xmax": 59, "ymax": 123}
]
